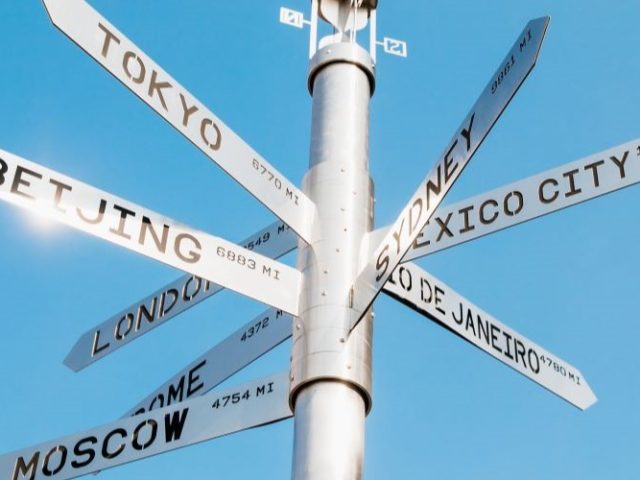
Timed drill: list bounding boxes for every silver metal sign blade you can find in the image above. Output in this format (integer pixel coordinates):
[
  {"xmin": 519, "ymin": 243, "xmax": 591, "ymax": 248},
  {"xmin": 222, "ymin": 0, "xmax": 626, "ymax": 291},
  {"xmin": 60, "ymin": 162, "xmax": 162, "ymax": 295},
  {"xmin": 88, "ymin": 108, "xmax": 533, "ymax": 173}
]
[
  {"xmin": 383, "ymin": 262, "xmax": 597, "ymax": 410},
  {"xmin": 368, "ymin": 139, "xmax": 640, "ymax": 262},
  {"xmin": 65, "ymin": 138, "xmax": 640, "ymax": 371},
  {"xmin": 0, "ymin": 372, "xmax": 292, "ymax": 480},
  {"xmin": 349, "ymin": 17, "xmax": 550, "ymax": 332},
  {"xmin": 124, "ymin": 308, "xmax": 292, "ymax": 417},
  {"xmin": 64, "ymin": 222, "xmax": 298, "ymax": 371},
  {"xmin": 0, "ymin": 149, "xmax": 301, "ymax": 315},
  {"xmin": 41, "ymin": 0, "xmax": 317, "ymax": 244}
]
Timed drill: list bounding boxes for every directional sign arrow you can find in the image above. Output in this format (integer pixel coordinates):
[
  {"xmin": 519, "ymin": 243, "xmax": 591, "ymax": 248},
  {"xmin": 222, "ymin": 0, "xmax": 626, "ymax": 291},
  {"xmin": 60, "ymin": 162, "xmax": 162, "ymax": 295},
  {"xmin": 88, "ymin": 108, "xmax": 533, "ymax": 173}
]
[
  {"xmin": 0, "ymin": 372, "xmax": 292, "ymax": 480},
  {"xmin": 41, "ymin": 0, "xmax": 317, "ymax": 244},
  {"xmin": 124, "ymin": 308, "xmax": 292, "ymax": 417},
  {"xmin": 64, "ymin": 221, "xmax": 298, "ymax": 371},
  {"xmin": 383, "ymin": 262, "xmax": 597, "ymax": 410},
  {"xmin": 0, "ymin": 149, "xmax": 301, "ymax": 315},
  {"xmin": 368, "ymin": 139, "xmax": 640, "ymax": 261},
  {"xmin": 349, "ymin": 17, "xmax": 550, "ymax": 332}
]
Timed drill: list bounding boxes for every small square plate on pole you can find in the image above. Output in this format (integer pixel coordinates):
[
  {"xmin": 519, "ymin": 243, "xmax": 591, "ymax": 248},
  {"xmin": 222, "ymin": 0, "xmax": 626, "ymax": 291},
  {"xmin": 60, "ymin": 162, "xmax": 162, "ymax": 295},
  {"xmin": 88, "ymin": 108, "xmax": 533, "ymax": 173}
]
[
  {"xmin": 280, "ymin": 7, "xmax": 307, "ymax": 29},
  {"xmin": 380, "ymin": 37, "xmax": 408, "ymax": 57}
]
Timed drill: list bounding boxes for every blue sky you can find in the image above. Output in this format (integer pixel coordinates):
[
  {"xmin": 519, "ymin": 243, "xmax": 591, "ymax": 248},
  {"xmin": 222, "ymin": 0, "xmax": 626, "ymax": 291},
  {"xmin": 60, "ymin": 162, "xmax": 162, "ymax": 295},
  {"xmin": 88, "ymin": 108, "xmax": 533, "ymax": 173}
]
[{"xmin": 1, "ymin": 0, "xmax": 639, "ymax": 479}]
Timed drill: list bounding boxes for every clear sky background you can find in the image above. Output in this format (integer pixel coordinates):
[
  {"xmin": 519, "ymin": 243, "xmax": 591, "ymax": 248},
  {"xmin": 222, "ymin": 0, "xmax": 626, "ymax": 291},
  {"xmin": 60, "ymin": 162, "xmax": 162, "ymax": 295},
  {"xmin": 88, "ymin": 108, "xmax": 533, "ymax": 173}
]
[{"xmin": 1, "ymin": 1, "xmax": 639, "ymax": 479}]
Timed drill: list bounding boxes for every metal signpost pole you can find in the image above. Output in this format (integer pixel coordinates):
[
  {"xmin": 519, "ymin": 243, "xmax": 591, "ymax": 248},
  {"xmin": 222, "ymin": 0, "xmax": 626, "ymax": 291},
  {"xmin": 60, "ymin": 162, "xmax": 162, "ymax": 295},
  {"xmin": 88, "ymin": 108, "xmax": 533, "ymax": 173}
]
[{"xmin": 290, "ymin": 2, "xmax": 376, "ymax": 478}]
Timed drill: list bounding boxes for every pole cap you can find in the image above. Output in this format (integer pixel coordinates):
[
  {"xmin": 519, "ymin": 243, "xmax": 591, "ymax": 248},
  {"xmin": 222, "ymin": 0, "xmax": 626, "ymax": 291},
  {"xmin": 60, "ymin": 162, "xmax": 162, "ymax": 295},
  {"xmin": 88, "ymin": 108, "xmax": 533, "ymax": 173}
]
[{"xmin": 308, "ymin": 42, "xmax": 376, "ymax": 95}]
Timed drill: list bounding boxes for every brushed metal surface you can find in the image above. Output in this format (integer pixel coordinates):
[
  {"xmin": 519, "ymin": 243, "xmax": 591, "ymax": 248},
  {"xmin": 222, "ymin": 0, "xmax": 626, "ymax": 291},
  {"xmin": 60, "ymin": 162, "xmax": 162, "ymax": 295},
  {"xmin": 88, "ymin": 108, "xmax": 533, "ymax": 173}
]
[
  {"xmin": 0, "ymin": 372, "xmax": 292, "ymax": 480},
  {"xmin": 41, "ymin": 0, "xmax": 317, "ymax": 244},
  {"xmin": 350, "ymin": 17, "xmax": 550, "ymax": 332},
  {"xmin": 65, "ymin": 221, "xmax": 297, "ymax": 370},
  {"xmin": 292, "ymin": 382, "xmax": 366, "ymax": 480},
  {"xmin": 369, "ymin": 139, "xmax": 640, "ymax": 261},
  {"xmin": 0, "ymin": 149, "xmax": 301, "ymax": 314},
  {"xmin": 383, "ymin": 262, "xmax": 597, "ymax": 410},
  {"xmin": 291, "ymin": 42, "xmax": 374, "ymax": 480},
  {"xmin": 124, "ymin": 308, "xmax": 293, "ymax": 416}
]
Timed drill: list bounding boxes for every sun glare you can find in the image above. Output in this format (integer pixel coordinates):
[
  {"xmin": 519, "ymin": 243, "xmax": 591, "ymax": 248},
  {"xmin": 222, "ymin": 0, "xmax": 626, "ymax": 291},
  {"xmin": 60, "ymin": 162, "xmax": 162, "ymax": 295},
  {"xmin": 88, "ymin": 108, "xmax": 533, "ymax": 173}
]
[{"xmin": 22, "ymin": 206, "xmax": 60, "ymax": 234}]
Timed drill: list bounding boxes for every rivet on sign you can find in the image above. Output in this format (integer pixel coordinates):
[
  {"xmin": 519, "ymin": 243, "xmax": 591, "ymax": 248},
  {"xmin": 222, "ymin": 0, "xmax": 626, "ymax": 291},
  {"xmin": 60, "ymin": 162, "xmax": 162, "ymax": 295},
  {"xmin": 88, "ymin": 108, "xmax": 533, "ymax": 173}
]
[
  {"xmin": 339, "ymin": 338, "xmax": 346, "ymax": 343},
  {"xmin": 296, "ymin": 323, "xmax": 302, "ymax": 330}
]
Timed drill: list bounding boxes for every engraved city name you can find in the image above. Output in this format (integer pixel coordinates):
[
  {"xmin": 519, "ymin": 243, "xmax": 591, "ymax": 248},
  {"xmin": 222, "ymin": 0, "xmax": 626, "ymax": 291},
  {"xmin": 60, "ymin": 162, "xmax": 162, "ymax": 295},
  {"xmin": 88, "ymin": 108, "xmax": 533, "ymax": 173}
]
[
  {"xmin": 125, "ymin": 308, "xmax": 292, "ymax": 417},
  {"xmin": 0, "ymin": 155, "xmax": 202, "ymax": 263},
  {"xmin": 87, "ymin": 275, "xmax": 217, "ymax": 360},
  {"xmin": 1, "ymin": 373, "xmax": 292, "ymax": 480},
  {"xmin": 401, "ymin": 140, "xmax": 640, "ymax": 260},
  {"xmin": 64, "ymin": 221, "xmax": 298, "ymax": 370},
  {"xmin": 96, "ymin": 22, "xmax": 223, "ymax": 153},
  {"xmin": 41, "ymin": 0, "xmax": 317, "ymax": 243},
  {"xmin": 373, "ymin": 113, "xmax": 475, "ymax": 283},
  {"xmin": 10, "ymin": 409, "xmax": 189, "ymax": 480},
  {"xmin": 0, "ymin": 149, "xmax": 301, "ymax": 314},
  {"xmin": 350, "ymin": 17, "xmax": 550, "ymax": 329},
  {"xmin": 383, "ymin": 262, "xmax": 596, "ymax": 410}
]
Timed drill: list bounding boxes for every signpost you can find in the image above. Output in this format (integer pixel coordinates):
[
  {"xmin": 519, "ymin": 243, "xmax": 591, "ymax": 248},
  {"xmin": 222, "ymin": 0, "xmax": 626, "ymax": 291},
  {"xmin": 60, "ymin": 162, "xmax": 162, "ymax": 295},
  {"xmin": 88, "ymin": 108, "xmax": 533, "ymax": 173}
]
[
  {"xmin": 64, "ymin": 222, "xmax": 297, "ymax": 371},
  {"xmin": 0, "ymin": 149, "xmax": 302, "ymax": 315},
  {"xmin": 370, "ymin": 139, "xmax": 640, "ymax": 260},
  {"xmin": 63, "ymin": 138, "xmax": 640, "ymax": 371},
  {"xmin": 124, "ymin": 308, "xmax": 292, "ymax": 417},
  {"xmin": 349, "ymin": 16, "xmax": 550, "ymax": 332},
  {"xmin": 42, "ymin": 0, "xmax": 317, "ymax": 244},
  {"xmin": 0, "ymin": 1, "xmax": 637, "ymax": 479},
  {"xmin": 0, "ymin": 372, "xmax": 292, "ymax": 480},
  {"xmin": 383, "ymin": 262, "xmax": 596, "ymax": 409}
]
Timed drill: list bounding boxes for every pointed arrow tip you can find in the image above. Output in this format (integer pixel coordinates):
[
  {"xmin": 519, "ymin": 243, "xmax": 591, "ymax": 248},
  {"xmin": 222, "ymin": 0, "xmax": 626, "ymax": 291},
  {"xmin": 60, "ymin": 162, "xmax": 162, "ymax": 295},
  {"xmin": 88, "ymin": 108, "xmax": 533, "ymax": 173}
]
[
  {"xmin": 40, "ymin": 0, "xmax": 59, "ymax": 24},
  {"xmin": 528, "ymin": 16, "xmax": 551, "ymax": 67},
  {"xmin": 579, "ymin": 384, "xmax": 598, "ymax": 411},
  {"xmin": 41, "ymin": 0, "xmax": 75, "ymax": 27},
  {"xmin": 570, "ymin": 371, "xmax": 598, "ymax": 411},
  {"xmin": 63, "ymin": 352, "xmax": 82, "ymax": 372},
  {"xmin": 63, "ymin": 338, "xmax": 89, "ymax": 373}
]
